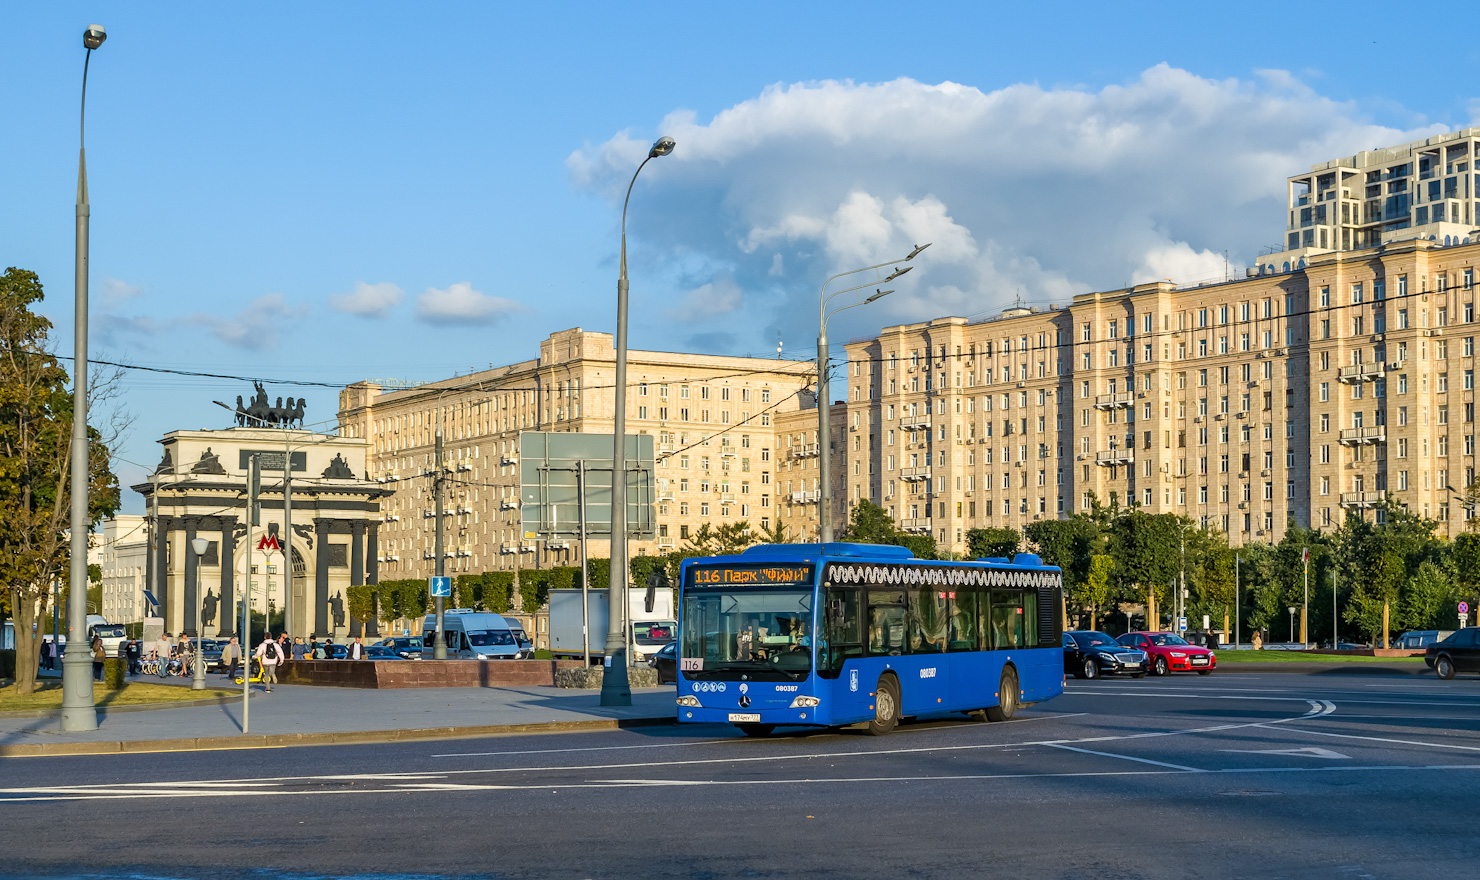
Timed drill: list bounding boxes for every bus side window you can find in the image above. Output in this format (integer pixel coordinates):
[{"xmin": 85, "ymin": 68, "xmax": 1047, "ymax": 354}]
[
  {"xmin": 948, "ymin": 591, "xmax": 977, "ymax": 652},
  {"xmin": 989, "ymin": 591, "xmax": 1024, "ymax": 649},
  {"xmin": 1022, "ymin": 590, "xmax": 1038, "ymax": 647},
  {"xmin": 866, "ymin": 591, "xmax": 905, "ymax": 656},
  {"xmin": 907, "ymin": 588, "xmax": 947, "ymax": 654}
]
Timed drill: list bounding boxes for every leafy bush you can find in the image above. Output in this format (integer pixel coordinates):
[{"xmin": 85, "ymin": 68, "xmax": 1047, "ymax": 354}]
[{"xmin": 103, "ymin": 658, "xmax": 126, "ymax": 690}]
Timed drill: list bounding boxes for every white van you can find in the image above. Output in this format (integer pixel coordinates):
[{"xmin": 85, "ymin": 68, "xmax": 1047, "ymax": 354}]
[{"xmin": 420, "ymin": 610, "xmax": 532, "ymax": 660}]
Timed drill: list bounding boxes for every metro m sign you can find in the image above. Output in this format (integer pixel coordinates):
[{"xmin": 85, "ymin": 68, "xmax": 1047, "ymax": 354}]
[{"xmin": 256, "ymin": 535, "xmax": 281, "ymax": 552}]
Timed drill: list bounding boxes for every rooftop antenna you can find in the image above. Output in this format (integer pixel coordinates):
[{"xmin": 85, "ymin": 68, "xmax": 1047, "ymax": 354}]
[{"xmin": 776, "ymin": 331, "xmax": 783, "ymax": 359}]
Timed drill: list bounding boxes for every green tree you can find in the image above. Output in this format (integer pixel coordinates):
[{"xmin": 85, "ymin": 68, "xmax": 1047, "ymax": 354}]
[
  {"xmin": 759, "ymin": 519, "xmax": 790, "ymax": 544},
  {"xmin": 1082, "ymin": 555, "xmax": 1113, "ymax": 629},
  {"xmin": 966, "ymin": 527, "xmax": 1019, "ymax": 559},
  {"xmin": 840, "ymin": 499, "xmax": 938, "ymax": 559},
  {"xmin": 1, "ymin": 268, "xmax": 122, "ymax": 694},
  {"xmin": 1200, "ymin": 543, "xmax": 1237, "ymax": 641},
  {"xmin": 1108, "ymin": 510, "xmax": 1180, "ymax": 629},
  {"xmin": 1398, "ymin": 560, "xmax": 1457, "ymax": 631},
  {"xmin": 345, "ymin": 583, "xmax": 376, "ymax": 631}
]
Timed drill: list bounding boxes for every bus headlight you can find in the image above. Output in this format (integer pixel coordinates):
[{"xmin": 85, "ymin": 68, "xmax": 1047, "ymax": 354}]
[
  {"xmin": 788, "ymin": 696, "xmax": 820, "ymax": 708},
  {"xmin": 677, "ymin": 695, "xmax": 703, "ymax": 708}
]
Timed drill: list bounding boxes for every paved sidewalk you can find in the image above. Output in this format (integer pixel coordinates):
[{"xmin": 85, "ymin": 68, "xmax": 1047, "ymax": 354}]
[{"xmin": 0, "ymin": 681, "xmax": 676, "ymax": 756}]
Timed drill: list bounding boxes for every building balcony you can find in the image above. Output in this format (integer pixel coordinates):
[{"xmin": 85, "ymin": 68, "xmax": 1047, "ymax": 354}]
[
  {"xmin": 900, "ymin": 419, "xmax": 932, "ymax": 432},
  {"xmin": 1339, "ymin": 491, "xmax": 1385, "ymax": 509},
  {"xmin": 900, "ymin": 466, "xmax": 932, "ymax": 482},
  {"xmin": 1093, "ymin": 392, "xmax": 1134, "ymax": 410},
  {"xmin": 899, "ymin": 518, "xmax": 932, "ymax": 533},
  {"xmin": 1337, "ymin": 363, "xmax": 1385, "ymax": 383},
  {"xmin": 1095, "ymin": 449, "xmax": 1134, "ymax": 466},
  {"xmin": 1338, "ymin": 426, "xmax": 1387, "ymax": 445},
  {"xmin": 789, "ymin": 490, "xmax": 819, "ymax": 504},
  {"xmin": 789, "ymin": 443, "xmax": 819, "ymax": 459}
]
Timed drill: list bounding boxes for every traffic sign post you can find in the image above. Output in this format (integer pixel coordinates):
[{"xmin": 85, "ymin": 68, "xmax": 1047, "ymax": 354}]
[
  {"xmin": 1460, "ymin": 601, "xmax": 1470, "ymax": 628},
  {"xmin": 429, "ymin": 576, "xmax": 452, "ymax": 598}
]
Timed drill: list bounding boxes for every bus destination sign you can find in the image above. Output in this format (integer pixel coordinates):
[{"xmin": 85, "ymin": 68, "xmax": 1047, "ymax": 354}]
[{"xmin": 690, "ymin": 564, "xmax": 813, "ymax": 586}]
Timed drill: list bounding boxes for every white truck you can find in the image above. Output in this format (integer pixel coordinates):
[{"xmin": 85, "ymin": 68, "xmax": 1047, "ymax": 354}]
[
  {"xmin": 548, "ymin": 588, "xmax": 676, "ymax": 663},
  {"xmin": 85, "ymin": 614, "xmax": 128, "ymax": 658}
]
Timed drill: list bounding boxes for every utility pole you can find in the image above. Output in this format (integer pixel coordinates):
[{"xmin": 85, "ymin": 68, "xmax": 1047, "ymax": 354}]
[
  {"xmin": 433, "ymin": 423, "xmax": 447, "ymax": 660},
  {"xmin": 282, "ymin": 432, "xmax": 293, "ymax": 640},
  {"xmin": 243, "ymin": 454, "xmax": 257, "ymax": 734},
  {"xmin": 1235, "ymin": 553, "xmax": 1241, "ymax": 649},
  {"xmin": 1332, "ymin": 570, "xmax": 1338, "ymax": 650},
  {"xmin": 1301, "ymin": 549, "xmax": 1309, "ymax": 649},
  {"xmin": 577, "ymin": 459, "xmax": 590, "ymax": 665}
]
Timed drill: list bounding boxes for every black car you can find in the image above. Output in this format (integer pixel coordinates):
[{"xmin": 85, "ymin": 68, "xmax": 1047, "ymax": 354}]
[
  {"xmin": 1426, "ymin": 627, "xmax": 1480, "ymax": 679},
  {"xmin": 365, "ymin": 645, "xmax": 403, "ymax": 660},
  {"xmin": 1063, "ymin": 631, "xmax": 1149, "ymax": 679},
  {"xmin": 648, "ymin": 641, "xmax": 677, "ymax": 684},
  {"xmin": 375, "ymin": 636, "xmax": 424, "ymax": 659}
]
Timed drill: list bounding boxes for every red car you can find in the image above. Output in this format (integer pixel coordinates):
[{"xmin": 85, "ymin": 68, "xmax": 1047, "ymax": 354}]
[{"xmin": 1117, "ymin": 632, "xmax": 1216, "ymax": 676}]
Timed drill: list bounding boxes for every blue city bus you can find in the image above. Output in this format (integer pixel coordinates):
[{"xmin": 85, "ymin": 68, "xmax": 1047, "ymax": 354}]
[{"xmin": 675, "ymin": 542, "xmax": 1064, "ymax": 736}]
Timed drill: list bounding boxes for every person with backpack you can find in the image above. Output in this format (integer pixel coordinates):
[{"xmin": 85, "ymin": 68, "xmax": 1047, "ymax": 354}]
[{"xmin": 254, "ymin": 635, "xmax": 285, "ymax": 693}]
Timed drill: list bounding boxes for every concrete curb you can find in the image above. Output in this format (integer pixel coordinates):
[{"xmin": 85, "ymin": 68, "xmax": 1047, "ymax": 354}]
[
  {"xmin": 0, "ymin": 695, "xmax": 238, "ymax": 720},
  {"xmin": 0, "ymin": 715, "xmax": 675, "ymax": 758}
]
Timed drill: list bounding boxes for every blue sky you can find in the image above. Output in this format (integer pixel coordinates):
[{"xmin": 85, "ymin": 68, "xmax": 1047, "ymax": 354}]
[{"xmin": 5, "ymin": 2, "xmax": 1477, "ymax": 513}]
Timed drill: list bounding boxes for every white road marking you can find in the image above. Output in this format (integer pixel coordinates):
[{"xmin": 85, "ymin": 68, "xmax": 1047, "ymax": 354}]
[
  {"xmin": 1220, "ymin": 747, "xmax": 1351, "ymax": 760},
  {"xmin": 1259, "ymin": 723, "xmax": 1480, "ymax": 753},
  {"xmin": 431, "ymin": 739, "xmax": 736, "ymax": 759},
  {"xmin": 5, "ymin": 763, "xmax": 1480, "ymax": 802},
  {"xmin": 1043, "ymin": 744, "xmax": 1202, "ymax": 771}
]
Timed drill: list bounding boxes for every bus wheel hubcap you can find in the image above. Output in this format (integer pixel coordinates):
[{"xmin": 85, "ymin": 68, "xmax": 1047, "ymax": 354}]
[{"xmin": 878, "ymin": 690, "xmax": 894, "ymax": 721}]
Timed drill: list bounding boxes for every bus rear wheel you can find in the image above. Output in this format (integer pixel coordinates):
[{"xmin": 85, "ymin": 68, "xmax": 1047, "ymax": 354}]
[
  {"xmin": 867, "ymin": 675, "xmax": 900, "ymax": 736},
  {"xmin": 986, "ymin": 667, "xmax": 1019, "ymax": 722},
  {"xmin": 738, "ymin": 724, "xmax": 775, "ymax": 737}
]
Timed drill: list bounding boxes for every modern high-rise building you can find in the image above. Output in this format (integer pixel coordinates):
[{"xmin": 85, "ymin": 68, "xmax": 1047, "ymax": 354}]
[{"xmin": 1260, "ymin": 127, "xmax": 1479, "ymax": 272}]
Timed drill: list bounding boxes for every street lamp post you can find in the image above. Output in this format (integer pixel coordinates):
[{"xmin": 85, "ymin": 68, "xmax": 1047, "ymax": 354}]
[
  {"xmin": 62, "ymin": 23, "xmax": 107, "ymax": 732},
  {"xmin": 601, "ymin": 136, "xmax": 674, "ymax": 707},
  {"xmin": 817, "ymin": 245, "xmax": 929, "ymax": 543},
  {"xmin": 1287, "ymin": 606, "xmax": 1297, "ymax": 644},
  {"xmin": 190, "ymin": 537, "xmax": 209, "ymax": 690}
]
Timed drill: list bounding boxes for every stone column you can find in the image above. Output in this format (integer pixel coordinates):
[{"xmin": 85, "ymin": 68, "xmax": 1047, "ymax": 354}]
[
  {"xmin": 365, "ymin": 524, "xmax": 380, "ymax": 637},
  {"xmin": 183, "ymin": 515, "xmax": 200, "ymax": 637},
  {"xmin": 314, "ymin": 518, "xmax": 331, "ymax": 637},
  {"xmin": 156, "ymin": 516, "xmax": 171, "ymax": 631},
  {"xmin": 218, "ymin": 516, "xmax": 237, "ymax": 637},
  {"xmin": 349, "ymin": 521, "xmax": 366, "ymax": 637}
]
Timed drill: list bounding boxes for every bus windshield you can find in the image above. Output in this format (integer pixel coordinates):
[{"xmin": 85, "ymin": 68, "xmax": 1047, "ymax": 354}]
[
  {"xmin": 466, "ymin": 629, "xmax": 515, "ymax": 647},
  {"xmin": 681, "ymin": 589, "xmax": 812, "ymax": 680},
  {"xmin": 633, "ymin": 621, "xmax": 676, "ymax": 645}
]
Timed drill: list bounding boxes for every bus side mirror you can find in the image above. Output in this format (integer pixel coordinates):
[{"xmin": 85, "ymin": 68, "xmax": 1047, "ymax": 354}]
[{"xmin": 645, "ymin": 569, "xmax": 671, "ymax": 614}]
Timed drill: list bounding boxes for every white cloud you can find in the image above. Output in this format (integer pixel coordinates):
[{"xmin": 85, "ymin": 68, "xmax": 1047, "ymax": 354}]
[
  {"xmin": 570, "ymin": 66, "xmax": 1442, "ymax": 348},
  {"xmin": 669, "ymin": 274, "xmax": 743, "ymax": 323},
  {"xmin": 188, "ymin": 293, "xmax": 309, "ymax": 350},
  {"xmin": 415, "ymin": 282, "xmax": 523, "ymax": 325},
  {"xmin": 102, "ymin": 277, "xmax": 143, "ymax": 305},
  {"xmin": 329, "ymin": 281, "xmax": 404, "ymax": 317}
]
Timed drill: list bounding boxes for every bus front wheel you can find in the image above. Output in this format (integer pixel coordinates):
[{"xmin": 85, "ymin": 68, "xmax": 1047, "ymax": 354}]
[
  {"xmin": 986, "ymin": 667, "xmax": 1019, "ymax": 722},
  {"xmin": 867, "ymin": 675, "xmax": 900, "ymax": 736}
]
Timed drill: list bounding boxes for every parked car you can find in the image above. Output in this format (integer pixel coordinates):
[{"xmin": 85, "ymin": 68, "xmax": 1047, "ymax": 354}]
[
  {"xmin": 1396, "ymin": 630, "xmax": 1455, "ymax": 650},
  {"xmin": 365, "ymin": 645, "xmax": 403, "ymax": 660},
  {"xmin": 1063, "ymin": 631, "xmax": 1148, "ymax": 679},
  {"xmin": 327, "ymin": 643, "xmax": 349, "ymax": 660},
  {"xmin": 1118, "ymin": 631, "xmax": 1217, "ymax": 676},
  {"xmin": 198, "ymin": 639, "xmax": 225, "ymax": 672},
  {"xmin": 1425, "ymin": 628, "xmax": 1480, "ymax": 679},
  {"xmin": 648, "ymin": 641, "xmax": 677, "ymax": 684},
  {"xmin": 375, "ymin": 636, "xmax": 424, "ymax": 659}
]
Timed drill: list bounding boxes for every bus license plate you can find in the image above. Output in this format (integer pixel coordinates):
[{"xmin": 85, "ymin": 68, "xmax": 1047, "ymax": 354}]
[{"xmin": 728, "ymin": 713, "xmax": 761, "ymax": 723}]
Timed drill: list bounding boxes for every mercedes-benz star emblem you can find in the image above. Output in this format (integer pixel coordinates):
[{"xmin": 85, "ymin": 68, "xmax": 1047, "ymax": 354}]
[{"xmin": 739, "ymin": 696, "xmax": 751, "ymax": 708}]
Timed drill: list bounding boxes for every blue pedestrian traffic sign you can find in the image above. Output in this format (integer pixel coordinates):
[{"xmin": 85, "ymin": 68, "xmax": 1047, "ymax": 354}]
[{"xmin": 429, "ymin": 576, "xmax": 452, "ymax": 597}]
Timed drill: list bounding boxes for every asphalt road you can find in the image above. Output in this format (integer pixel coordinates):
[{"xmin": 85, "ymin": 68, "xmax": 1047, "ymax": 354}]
[{"xmin": 3, "ymin": 671, "xmax": 1478, "ymax": 880}]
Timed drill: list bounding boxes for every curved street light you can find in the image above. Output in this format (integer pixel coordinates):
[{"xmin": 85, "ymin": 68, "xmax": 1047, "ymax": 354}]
[
  {"xmin": 815, "ymin": 246, "xmax": 928, "ymax": 543},
  {"xmin": 602, "ymin": 136, "xmax": 675, "ymax": 708},
  {"xmin": 62, "ymin": 23, "xmax": 108, "ymax": 733}
]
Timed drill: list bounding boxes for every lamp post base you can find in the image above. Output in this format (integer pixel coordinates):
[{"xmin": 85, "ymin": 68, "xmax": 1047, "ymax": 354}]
[
  {"xmin": 598, "ymin": 649, "xmax": 632, "ymax": 707},
  {"xmin": 59, "ymin": 652, "xmax": 98, "ymax": 731}
]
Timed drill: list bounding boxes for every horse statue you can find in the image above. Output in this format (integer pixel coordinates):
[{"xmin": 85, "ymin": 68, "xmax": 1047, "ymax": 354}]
[{"xmin": 234, "ymin": 395, "xmax": 248, "ymax": 427}]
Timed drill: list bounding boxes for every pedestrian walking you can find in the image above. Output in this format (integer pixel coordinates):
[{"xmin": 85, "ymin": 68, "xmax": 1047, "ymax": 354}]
[
  {"xmin": 254, "ymin": 635, "xmax": 284, "ymax": 693},
  {"xmin": 348, "ymin": 636, "xmax": 364, "ymax": 660},
  {"xmin": 277, "ymin": 632, "xmax": 292, "ymax": 664},
  {"xmin": 154, "ymin": 633, "xmax": 171, "ymax": 667},
  {"xmin": 221, "ymin": 636, "xmax": 241, "ymax": 679},
  {"xmin": 42, "ymin": 638, "xmax": 56, "ymax": 671},
  {"xmin": 310, "ymin": 638, "xmax": 323, "ymax": 659},
  {"xmin": 324, "ymin": 637, "xmax": 337, "ymax": 659},
  {"xmin": 90, "ymin": 635, "xmax": 106, "ymax": 682}
]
